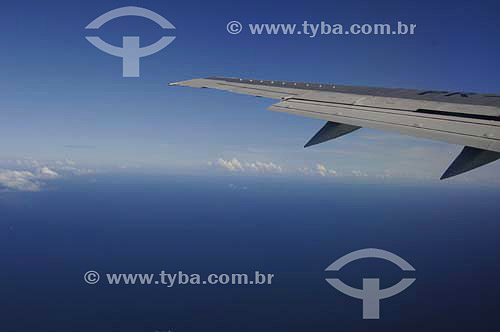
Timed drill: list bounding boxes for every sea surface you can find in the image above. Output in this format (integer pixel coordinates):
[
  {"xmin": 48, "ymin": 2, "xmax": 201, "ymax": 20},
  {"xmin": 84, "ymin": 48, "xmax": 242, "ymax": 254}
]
[{"xmin": 2, "ymin": 175, "xmax": 499, "ymax": 331}]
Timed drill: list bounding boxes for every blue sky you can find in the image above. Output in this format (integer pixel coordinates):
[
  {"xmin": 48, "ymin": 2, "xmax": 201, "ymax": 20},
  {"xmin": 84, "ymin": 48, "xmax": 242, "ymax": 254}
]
[
  {"xmin": 2, "ymin": 2, "xmax": 500, "ymax": 329},
  {"xmin": 1, "ymin": 0, "xmax": 500, "ymax": 187}
]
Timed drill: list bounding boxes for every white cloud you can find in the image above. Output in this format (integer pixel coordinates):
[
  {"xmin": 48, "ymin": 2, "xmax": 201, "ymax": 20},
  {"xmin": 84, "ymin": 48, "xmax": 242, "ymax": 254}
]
[
  {"xmin": 0, "ymin": 170, "xmax": 40, "ymax": 192},
  {"xmin": 214, "ymin": 158, "xmax": 283, "ymax": 174},
  {"xmin": 244, "ymin": 161, "xmax": 282, "ymax": 173},
  {"xmin": 57, "ymin": 166, "xmax": 95, "ymax": 175},
  {"xmin": 352, "ymin": 170, "xmax": 368, "ymax": 177},
  {"xmin": 14, "ymin": 158, "xmax": 40, "ymax": 168},
  {"xmin": 37, "ymin": 167, "xmax": 60, "ymax": 179},
  {"xmin": 0, "ymin": 159, "xmax": 96, "ymax": 192},
  {"xmin": 0, "ymin": 167, "xmax": 59, "ymax": 191},
  {"xmin": 316, "ymin": 163, "xmax": 337, "ymax": 177},
  {"xmin": 299, "ymin": 164, "xmax": 337, "ymax": 177},
  {"xmin": 216, "ymin": 158, "xmax": 244, "ymax": 171},
  {"xmin": 228, "ymin": 183, "xmax": 248, "ymax": 190}
]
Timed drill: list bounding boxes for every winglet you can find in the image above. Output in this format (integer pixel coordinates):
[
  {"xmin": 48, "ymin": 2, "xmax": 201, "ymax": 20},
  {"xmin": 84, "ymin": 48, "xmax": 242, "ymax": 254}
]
[
  {"xmin": 440, "ymin": 146, "xmax": 500, "ymax": 180},
  {"xmin": 304, "ymin": 121, "xmax": 361, "ymax": 148}
]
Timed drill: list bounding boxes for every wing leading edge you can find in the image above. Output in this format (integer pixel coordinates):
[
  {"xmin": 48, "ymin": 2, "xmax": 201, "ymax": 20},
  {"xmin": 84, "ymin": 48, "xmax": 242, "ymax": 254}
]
[{"xmin": 170, "ymin": 77, "xmax": 500, "ymax": 179}]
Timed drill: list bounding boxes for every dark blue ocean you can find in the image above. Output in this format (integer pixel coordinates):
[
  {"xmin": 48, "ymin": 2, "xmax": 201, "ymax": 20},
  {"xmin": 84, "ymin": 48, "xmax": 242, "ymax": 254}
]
[{"xmin": 2, "ymin": 175, "xmax": 499, "ymax": 331}]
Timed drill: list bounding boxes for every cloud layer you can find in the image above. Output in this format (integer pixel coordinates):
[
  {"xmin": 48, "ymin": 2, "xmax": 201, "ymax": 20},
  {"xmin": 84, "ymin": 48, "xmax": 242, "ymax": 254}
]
[
  {"xmin": 213, "ymin": 158, "xmax": 283, "ymax": 174},
  {"xmin": 0, "ymin": 159, "xmax": 95, "ymax": 192},
  {"xmin": 0, "ymin": 166, "xmax": 61, "ymax": 192},
  {"xmin": 0, "ymin": 170, "xmax": 43, "ymax": 192}
]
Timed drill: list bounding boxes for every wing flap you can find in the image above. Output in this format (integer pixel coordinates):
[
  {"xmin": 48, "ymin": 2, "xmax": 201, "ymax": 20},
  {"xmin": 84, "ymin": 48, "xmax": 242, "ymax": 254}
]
[
  {"xmin": 294, "ymin": 91, "xmax": 500, "ymax": 117},
  {"xmin": 268, "ymin": 100, "xmax": 500, "ymax": 153}
]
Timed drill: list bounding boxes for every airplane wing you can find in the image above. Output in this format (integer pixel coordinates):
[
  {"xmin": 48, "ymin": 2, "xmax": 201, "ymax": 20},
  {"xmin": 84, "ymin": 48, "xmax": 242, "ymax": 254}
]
[{"xmin": 169, "ymin": 77, "xmax": 500, "ymax": 179}]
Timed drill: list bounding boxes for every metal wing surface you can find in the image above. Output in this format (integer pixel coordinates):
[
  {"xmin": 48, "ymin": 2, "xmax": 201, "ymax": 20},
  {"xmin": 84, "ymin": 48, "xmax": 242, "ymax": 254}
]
[{"xmin": 170, "ymin": 77, "xmax": 500, "ymax": 179}]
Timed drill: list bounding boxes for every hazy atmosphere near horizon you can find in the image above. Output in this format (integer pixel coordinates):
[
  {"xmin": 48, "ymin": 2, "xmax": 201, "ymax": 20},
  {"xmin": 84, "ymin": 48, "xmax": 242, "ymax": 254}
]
[{"xmin": 2, "ymin": 0, "xmax": 499, "ymax": 331}]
